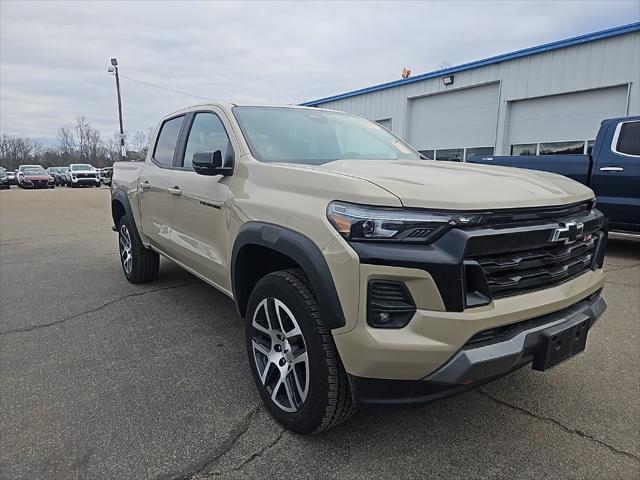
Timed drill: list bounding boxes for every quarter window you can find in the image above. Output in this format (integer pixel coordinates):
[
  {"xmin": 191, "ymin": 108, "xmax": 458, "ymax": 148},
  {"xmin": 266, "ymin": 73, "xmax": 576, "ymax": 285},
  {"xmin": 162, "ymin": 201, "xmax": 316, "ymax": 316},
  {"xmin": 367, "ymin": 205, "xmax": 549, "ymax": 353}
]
[
  {"xmin": 418, "ymin": 150, "xmax": 434, "ymax": 159},
  {"xmin": 153, "ymin": 116, "xmax": 184, "ymax": 166},
  {"xmin": 539, "ymin": 141, "xmax": 584, "ymax": 155},
  {"xmin": 183, "ymin": 113, "xmax": 230, "ymax": 169},
  {"xmin": 615, "ymin": 121, "xmax": 640, "ymax": 156}
]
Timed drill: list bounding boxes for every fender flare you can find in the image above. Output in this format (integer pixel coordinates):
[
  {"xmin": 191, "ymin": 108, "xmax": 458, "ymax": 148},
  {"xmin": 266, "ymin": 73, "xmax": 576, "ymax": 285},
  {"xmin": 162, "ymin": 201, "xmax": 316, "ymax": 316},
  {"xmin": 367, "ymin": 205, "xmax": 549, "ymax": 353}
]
[
  {"xmin": 111, "ymin": 190, "xmax": 143, "ymax": 241},
  {"xmin": 231, "ymin": 222, "xmax": 346, "ymax": 330}
]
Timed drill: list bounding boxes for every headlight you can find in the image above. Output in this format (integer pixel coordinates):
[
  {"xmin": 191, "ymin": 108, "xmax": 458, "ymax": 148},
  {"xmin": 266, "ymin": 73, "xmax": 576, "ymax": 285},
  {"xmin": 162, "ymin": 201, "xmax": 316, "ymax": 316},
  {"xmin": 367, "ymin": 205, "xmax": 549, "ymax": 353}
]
[{"xmin": 327, "ymin": 201, "xmax": 484, "ymax": 243}]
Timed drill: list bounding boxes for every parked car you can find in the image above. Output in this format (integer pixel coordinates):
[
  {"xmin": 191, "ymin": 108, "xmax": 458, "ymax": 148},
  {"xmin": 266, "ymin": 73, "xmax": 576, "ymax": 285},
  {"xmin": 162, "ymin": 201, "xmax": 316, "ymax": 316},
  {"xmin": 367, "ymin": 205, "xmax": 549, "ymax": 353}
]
[
  {"xmin": 46, "ymin": 167, "xmax": 65, "ymax": 186},
  {"xmin": 57, "ymin": 166, "xmax": 69, "ymax": 186},
  {"xmin": 111, "ymin": 103, "xmax": 607, "ymax": 434},
  {"xmin": 100, "ymin": 167, "xmax": 113, "ymax": 186},
  {"xmin": 66, "ymin": 164, "xmax": 101, "ymax": 188},
  {"xmin": 7, "ymin": 170, "xmax": 17, "ymax": 185},
  {"xmin": 19, "ymin": 166, "xmax": 55, "ymax": 189},
  {"xmin": 0, "ymin": 167, "xmax": 9, "ymax": 189},
  {"xmin": 468, "ymin": 116, "xmax": 639, "ymax": 234},
  {"xmin": 16, "ymin": 164, "xmax": 43, "ymax": 187}
]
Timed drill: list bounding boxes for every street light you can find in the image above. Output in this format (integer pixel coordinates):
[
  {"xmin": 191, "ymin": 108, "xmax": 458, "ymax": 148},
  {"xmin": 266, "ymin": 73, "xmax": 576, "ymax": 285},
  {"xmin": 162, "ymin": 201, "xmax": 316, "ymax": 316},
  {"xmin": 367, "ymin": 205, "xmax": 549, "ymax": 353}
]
[{"xmin": 108, "ymin": 57, "xmax": 126, "ymax": 161}]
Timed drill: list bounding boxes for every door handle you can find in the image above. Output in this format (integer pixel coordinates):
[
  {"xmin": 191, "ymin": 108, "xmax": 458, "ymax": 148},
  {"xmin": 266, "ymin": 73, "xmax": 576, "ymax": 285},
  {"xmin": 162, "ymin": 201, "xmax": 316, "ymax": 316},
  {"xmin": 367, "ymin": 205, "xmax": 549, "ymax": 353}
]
[
  {"xmin": 599, "ymin": 166, "xmax": 624, "ymax": 172},
  {"xmin": 168, "ymin": 186, "xmax": 182, "ymax": 196},
  {"xmin": 140, "ymin": 180, "xmax": 151, "ymax": 190}
]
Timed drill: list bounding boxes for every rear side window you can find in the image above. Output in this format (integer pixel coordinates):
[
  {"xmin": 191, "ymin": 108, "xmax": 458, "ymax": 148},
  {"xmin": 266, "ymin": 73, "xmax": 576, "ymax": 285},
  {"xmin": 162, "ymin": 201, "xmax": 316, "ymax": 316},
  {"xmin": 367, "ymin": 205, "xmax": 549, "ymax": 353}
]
[
  {"xmin": 616, "ymin": 121, "xmax": 640, "ymax": 156},
  {"xmin": 153, "ymin": 116, "xmax": 184, "ymax": 166},
  {"xmin": 183, "ymin": 113, "xmax": 229, "ymax": 169}
]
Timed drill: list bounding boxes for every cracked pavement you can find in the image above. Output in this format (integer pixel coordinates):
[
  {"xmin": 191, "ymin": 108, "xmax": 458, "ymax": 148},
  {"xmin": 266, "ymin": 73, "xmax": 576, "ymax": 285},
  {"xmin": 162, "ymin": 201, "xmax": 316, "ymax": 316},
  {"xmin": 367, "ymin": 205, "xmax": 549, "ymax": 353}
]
[{"xmin": 1, "ymin": 187, "xmax": 639, "ymax": 480}]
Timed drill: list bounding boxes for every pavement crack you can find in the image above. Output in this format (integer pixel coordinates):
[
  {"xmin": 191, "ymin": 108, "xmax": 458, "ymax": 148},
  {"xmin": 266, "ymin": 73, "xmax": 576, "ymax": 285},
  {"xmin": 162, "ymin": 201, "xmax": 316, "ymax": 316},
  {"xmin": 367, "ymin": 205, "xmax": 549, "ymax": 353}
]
[
  {"xmin": 167, "ymin": 404, "xmax": 263, "ymax": 480},
  {"xmin": 605, "ymin": 280, "xmax": 639, "ymax": 287},
  {"xmin": 0, "ymin": 282, "xmax": 200, "ymax": 335},
  {"xmin": 477, "ymin": 388, "xmax": 639, "ymax": 462},
  {"xmin": 211, "ymin": 427, "xmax": 287, "ymax": 477},
  {"xmin": 604, "ymin": 262, "xmax": 640, "ymax": 272}
]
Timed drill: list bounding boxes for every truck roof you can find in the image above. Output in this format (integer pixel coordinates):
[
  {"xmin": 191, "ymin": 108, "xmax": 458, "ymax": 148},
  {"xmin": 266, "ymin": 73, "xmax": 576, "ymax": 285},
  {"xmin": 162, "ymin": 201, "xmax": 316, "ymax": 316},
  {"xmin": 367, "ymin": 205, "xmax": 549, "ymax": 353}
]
[{"xmin": 162, "ymin": 102, "xmax": 340, "ymax": 120}]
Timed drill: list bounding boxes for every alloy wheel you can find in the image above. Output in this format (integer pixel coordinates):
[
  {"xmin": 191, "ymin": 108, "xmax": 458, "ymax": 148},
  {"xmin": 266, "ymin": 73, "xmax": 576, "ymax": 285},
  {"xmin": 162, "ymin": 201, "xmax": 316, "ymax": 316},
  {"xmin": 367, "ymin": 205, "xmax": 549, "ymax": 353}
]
[
  {"xmin": 251, "ymin": 297, "xmax": 309, "ymax": 412},
  {"xmin": 119, "ymin": 224, "xmax": 133, "ymax": 275}
]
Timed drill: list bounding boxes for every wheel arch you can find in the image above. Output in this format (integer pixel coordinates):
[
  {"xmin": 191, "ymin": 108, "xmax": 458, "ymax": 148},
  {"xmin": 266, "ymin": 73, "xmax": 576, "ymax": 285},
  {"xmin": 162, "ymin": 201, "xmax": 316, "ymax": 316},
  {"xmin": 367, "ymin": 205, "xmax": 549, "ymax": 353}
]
[
  {"xmin": 231, "ymin": 222, "xmax": 346, "ymax": 330},
  {"xmin": 111, "ymin": 190, "xmax": 143, "ymax": 241}
]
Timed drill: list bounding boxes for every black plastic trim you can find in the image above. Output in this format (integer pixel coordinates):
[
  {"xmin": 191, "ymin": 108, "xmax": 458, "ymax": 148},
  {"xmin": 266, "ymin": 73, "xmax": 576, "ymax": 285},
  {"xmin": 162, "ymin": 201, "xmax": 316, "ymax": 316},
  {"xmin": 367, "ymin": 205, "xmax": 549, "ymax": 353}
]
[
  {"xmin": 351, "ymin": 209, "xmax": 607, "ymax": 312},
  {"xmin": 231, "ymin": 222, "xmax": 346, "ymax": 329},
  {"xmin": 350, "ymin": 293, "xmax": 606, "ymax": 406},
  {"xmin": 111, "ymin": 189, "xmax": 143, "ymax": 243}
]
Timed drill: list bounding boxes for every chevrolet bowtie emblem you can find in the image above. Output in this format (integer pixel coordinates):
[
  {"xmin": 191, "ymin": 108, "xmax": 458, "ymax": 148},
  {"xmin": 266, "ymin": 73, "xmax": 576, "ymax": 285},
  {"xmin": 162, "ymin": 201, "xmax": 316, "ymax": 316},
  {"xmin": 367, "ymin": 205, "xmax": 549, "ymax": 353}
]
[{"xmin": 550, "ymin": 221, "xmax": 584, "ymax": 244}]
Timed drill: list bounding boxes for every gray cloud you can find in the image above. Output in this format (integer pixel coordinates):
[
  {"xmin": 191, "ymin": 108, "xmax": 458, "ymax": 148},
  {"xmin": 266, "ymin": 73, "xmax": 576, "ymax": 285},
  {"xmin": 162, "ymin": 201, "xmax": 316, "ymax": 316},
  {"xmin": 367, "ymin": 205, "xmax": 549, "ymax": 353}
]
[{"xmin": 1, "ymin": 0, "xmax": 638, "ymax": 143}]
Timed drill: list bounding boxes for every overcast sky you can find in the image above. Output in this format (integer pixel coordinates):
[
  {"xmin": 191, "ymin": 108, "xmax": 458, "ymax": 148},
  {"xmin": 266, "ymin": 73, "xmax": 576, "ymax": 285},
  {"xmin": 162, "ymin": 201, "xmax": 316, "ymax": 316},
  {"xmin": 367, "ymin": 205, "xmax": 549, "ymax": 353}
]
[{"xmin": 1, "ymin": 0, "xmax": 638, "ymax": 144}]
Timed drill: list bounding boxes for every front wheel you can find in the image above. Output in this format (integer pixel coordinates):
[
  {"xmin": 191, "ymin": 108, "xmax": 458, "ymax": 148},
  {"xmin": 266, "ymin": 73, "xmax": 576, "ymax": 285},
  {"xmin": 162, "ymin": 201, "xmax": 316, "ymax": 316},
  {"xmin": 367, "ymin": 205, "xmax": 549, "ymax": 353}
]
[
  {"xmin": 117, "ymin": 214, "xmax": 159, "ymax": 283},
  {"xmin": 245, "ymin": 269, "xmax": 355, "ymax": 434}
]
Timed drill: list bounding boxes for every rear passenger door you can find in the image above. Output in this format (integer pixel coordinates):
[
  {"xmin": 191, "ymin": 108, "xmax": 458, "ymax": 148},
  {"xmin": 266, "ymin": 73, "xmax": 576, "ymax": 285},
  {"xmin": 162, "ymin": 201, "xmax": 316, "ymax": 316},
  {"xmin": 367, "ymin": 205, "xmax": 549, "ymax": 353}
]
[
  {"xmin": 167, "ymin": 110, "xmax": 233, "ymax": 291},
  {"xmin": 138, "ymin": 115, "xmax": 184, "ymax": 254},
  {"xmin": 592, "ymin": 120, "xmax": 640, "ymax": 232}
]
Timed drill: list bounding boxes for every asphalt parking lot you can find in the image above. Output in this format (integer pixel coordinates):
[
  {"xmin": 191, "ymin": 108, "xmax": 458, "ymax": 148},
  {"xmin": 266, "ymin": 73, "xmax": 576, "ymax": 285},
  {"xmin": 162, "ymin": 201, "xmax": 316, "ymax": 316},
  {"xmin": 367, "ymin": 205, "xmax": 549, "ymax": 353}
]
[{"xmin": 1, "ymin": 186, "xmax": 638, "ymax": 480}]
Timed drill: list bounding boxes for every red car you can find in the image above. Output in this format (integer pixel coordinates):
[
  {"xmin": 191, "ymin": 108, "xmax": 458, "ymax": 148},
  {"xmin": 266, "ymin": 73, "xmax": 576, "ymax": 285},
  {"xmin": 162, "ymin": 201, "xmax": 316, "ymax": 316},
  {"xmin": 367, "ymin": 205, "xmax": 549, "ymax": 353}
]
[{"xmin": 19, "ymin": 167, "xmax": 55, "ymax": 189}]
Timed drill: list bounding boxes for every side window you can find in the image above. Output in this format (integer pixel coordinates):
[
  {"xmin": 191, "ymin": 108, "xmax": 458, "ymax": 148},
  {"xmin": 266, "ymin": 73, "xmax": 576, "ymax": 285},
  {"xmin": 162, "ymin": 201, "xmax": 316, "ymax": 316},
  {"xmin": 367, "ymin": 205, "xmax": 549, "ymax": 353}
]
[
  {"xmin": 615, "ymin": 121, "xmax": 640, "ymax": 157},
  {"xmin": 153, "ymin": 116, "xmax": 184, "ymax": 166},
  {"xmin": 183, "ymin": 113, "xmax": 229, "ymax": 169}
]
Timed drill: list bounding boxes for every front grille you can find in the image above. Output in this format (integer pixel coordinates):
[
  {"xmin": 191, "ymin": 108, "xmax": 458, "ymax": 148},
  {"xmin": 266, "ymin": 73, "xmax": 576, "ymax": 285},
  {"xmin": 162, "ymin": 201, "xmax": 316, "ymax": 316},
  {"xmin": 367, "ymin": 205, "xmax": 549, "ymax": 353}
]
[{"xmin": 470, "ymin": 236, "xmax": 597, "ymax": 299}]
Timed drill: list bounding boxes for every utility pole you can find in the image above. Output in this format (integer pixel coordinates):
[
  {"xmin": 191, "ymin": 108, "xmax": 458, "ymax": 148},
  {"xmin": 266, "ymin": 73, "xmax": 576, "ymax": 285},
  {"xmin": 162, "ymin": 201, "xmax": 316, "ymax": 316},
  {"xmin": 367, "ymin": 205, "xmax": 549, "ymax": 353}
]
[{"xmin": 108, "ymin": 58, "xmax": 126, "ymax": 161}]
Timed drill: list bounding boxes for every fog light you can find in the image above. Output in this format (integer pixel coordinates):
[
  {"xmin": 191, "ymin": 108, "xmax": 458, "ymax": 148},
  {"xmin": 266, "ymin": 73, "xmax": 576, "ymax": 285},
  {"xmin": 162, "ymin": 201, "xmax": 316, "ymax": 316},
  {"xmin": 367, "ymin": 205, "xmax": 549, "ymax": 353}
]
[{"xmin": 367, "ymin": 280, "xmax": 416, "ymax": 329}]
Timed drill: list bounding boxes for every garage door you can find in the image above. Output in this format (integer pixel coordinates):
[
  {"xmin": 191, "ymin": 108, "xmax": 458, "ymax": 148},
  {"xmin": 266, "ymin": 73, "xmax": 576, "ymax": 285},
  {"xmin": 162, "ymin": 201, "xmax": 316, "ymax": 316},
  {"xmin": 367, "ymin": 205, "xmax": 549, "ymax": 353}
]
[
  {"xmin": 507, "ymin": 86, "xmax": 628, "ymax": 146},
  {"xmin": 407, "ymin": 83, "xmax": 499, "ymax": 152}
]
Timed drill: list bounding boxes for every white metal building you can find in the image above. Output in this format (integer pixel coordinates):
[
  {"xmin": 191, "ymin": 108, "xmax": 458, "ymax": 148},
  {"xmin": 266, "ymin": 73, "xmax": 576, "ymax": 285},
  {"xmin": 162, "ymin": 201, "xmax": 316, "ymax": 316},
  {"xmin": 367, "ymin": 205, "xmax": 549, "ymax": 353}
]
[{"xmin": 301, "ymin": 23, "xmax": 640, "ymax": 161}]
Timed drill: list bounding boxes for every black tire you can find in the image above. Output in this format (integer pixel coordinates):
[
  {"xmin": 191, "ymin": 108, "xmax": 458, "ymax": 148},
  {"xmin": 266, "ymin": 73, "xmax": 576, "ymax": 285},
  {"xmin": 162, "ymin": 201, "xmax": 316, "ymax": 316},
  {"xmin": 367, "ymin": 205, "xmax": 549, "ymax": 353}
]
[
  {"xmin": 245, "ymin": 269, "xmax": 355, "ymax": 434},
  {"xmin": 117, "ymin": 214, "xmax": 159, "ymax": 283}
]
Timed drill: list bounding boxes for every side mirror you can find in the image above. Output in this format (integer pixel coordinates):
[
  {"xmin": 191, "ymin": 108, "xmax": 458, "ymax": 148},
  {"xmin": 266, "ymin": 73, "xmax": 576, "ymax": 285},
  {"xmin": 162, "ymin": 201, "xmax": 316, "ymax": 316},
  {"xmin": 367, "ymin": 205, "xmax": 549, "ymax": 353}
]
[{"xmin": 192, "ymin": 150, "xmax": 233, "ymax": 176}]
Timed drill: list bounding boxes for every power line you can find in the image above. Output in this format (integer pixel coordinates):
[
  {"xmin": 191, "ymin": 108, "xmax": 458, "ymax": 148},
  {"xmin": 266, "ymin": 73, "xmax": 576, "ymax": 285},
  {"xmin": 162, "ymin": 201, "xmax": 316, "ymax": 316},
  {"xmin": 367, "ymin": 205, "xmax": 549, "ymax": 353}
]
[{"xmin": 118, "ymin": 73, "xmax": 215, "ymax": 102}]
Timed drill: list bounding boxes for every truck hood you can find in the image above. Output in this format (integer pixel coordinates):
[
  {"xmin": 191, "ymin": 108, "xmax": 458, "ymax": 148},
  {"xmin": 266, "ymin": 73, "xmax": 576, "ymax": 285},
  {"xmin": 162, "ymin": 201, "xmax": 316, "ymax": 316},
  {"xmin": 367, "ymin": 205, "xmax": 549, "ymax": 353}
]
[{"xmin": 305, "ymin": 159, "xmax": 593, "ymax": 210}]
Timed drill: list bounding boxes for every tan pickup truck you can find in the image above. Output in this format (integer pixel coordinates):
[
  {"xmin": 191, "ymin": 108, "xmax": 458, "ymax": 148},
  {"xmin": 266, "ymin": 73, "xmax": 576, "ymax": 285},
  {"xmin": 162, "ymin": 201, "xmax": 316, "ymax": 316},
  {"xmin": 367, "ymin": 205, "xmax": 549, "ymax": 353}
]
[{"xmin": 111, "ymin": 103, "xmax": 607, "ymax": 434}]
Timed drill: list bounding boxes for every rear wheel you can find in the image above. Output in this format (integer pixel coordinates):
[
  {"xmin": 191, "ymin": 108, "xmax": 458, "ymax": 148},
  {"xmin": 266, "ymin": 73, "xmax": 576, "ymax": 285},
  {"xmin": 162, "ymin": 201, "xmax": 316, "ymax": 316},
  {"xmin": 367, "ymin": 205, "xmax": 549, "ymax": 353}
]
[
  {"xmin": 117, "ymin": 214, "xmax": 159, "ymax": 283},
  {"xmin": 245, "ymin": 269, "xmax": 355, "ymax": 434}
]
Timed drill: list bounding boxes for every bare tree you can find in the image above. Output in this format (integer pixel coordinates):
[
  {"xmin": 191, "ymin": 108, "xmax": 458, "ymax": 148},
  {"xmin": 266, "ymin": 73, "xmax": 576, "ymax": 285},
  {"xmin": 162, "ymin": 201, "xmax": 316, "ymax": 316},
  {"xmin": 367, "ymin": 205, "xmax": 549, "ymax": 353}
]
[
  {"xmin": 57, "ymin": 125, "xmax": 76, "ymax": 162},
  {"xmin": 0, "ymin": 134, "xmax": 41, "ymax": 170},
  {"xmin": 130, "ymin": 128, "xmax": 154, "ymax": 161}
]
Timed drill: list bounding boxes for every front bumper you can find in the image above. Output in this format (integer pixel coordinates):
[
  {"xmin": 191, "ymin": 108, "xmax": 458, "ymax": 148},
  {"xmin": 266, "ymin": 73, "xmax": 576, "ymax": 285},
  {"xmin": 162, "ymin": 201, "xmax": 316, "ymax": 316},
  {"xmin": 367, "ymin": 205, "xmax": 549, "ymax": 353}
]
[
  {"xmin": 350, "ymin": 292, "xmax": 606, "ymax": 405},
  {"xmin": 22, "ymin": 180, "xmax": 54, "ymax": 188},
  {"xmin": 72, "ymin": 177, "xmax": 100, "ymax": 184}
]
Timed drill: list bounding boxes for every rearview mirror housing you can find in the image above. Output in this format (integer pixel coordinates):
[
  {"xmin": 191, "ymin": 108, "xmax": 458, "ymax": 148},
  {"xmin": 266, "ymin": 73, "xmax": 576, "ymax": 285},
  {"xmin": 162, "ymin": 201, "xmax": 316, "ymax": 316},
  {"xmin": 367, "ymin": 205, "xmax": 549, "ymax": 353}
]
[{"xmin": 192, "ymin": 149, "xmax": 234, "ymax": 176}]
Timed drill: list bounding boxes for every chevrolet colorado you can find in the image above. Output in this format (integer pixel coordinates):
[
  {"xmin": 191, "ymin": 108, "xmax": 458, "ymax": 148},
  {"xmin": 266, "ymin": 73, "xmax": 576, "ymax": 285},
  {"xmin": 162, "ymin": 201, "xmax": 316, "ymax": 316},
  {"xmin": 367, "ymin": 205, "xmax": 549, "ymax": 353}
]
[{"xmin": 111, "ymin": 103, "xmax": 607, "ymax": 434}]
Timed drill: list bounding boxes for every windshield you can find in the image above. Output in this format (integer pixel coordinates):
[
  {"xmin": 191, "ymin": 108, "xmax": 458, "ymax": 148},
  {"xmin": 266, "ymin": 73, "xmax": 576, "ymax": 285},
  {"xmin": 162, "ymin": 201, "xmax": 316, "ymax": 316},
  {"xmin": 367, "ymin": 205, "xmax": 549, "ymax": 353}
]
[
  {"xmin": 60, "ymin": 167, "xmax": 68, "ymax": 172},
  {"xmin": 233, "ymin": 107, "xmax": 419, "ymax": 165},
  {"xmin": 71, "ymin": 164, "xmax": 93, "ymax": 171},
  {"xmin": 0, "ymin": 168, "xmax": 6, "ymax": 177},
  {"xmin": 24, "ymin": 168, "xmax": 46, "ymax": 175}
]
